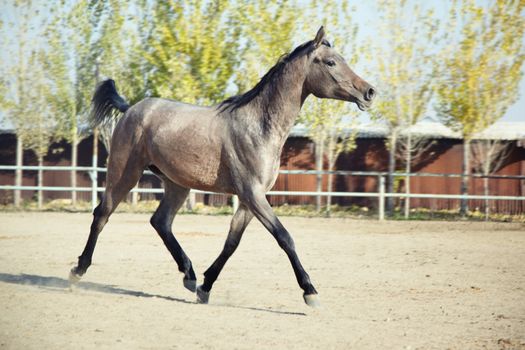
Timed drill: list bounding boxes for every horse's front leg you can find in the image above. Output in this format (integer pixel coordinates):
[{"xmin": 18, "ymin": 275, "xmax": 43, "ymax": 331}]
[{"xmin": 242, "ymin": 188, "xmax": 320, "ymax": 307}]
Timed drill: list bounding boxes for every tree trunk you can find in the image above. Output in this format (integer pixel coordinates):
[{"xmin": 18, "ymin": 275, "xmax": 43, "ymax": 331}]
[
  {"xmin": 483, "ymin": 175, "xmax": 489, "ymax": 221},
  {"xmin": 326, "ymin": 174, "xmax": 333, "ymax": 216},
  {"xmin": 326, "ymin": 155, "xmax": 334, "ymax": 217},
  {"xmin": 315, "ymin": 140, "xmax": 324, "ymax": 213},
  {"xmin": 404, "ymin": 132, "xmax": 412, "ymax": 219},
  {"xmin": 37, "ymin": 154, "xmax": 43, "ymax": 209},
  {"xmin": 14, "ymin": 135, "xmax": 23, "ymax": 207},
  {"xmin": 386, "ymin": 131, "xmax": 398, "ymax": 215},
  {"xmin": 71, "ymin": 132, "xmax": 78, "ymax": 206},
  {"xmin": 459, "ymin": 139, "xmax": 470, "ymax": 216}
]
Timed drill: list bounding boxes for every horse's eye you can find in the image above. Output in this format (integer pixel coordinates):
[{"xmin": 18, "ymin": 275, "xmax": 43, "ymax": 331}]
[{"xmin": 326, "ymin": 60, "xmax": 336, "ymax": 67}]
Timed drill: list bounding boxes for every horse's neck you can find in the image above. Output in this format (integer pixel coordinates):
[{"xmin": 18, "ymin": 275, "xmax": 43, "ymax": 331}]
[{"xmin": 253, "ymin": 56, "xmax": 308, "ymax": 142}]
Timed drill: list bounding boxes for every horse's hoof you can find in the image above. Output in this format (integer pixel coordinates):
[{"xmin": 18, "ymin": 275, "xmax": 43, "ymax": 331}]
[
  {"xmin": 196, "ymin": 285, "xmax": 209, "ymax": 304},
  {"xmin": 68, "ymin": 269, "xmax": 82, "ymax": 285},
  {"xmin": 303, "ymin": 293, "xmax": 321, "ymax": 308},
  {"xmin": 183, "ymin": 278, "xmax": 197, "ymax": 293}
]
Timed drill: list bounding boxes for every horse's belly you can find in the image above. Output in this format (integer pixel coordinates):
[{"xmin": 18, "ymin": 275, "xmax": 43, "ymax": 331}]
[
  {"xmin": 149, "ymin": 138, "xmax": 232, "ymax": 193},
  {"xmin": 169, "ymin": 159, "xmax": 229, "ymax": 192}
]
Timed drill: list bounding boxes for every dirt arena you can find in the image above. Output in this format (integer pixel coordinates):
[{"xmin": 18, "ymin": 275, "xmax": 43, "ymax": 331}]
[{"xmin": 0, "ymin": 212, "xmax": 524, "ymax": 349}]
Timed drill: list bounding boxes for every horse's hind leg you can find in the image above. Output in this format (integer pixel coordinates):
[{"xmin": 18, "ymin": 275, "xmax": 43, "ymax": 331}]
[
  {"xmin": 150, "ymin": 179, "xmax": 196, "ymax": 292},
  {"xmin": 243, "ymin": 189, "xmax": 319, "ymax": 307},
  {"xmin": 69, "ymin": 154, "xmax": 145, "ymax": 284},
  {"xmin": 196, "ymin": 204, "xmax": 253, "ymax": 304}
]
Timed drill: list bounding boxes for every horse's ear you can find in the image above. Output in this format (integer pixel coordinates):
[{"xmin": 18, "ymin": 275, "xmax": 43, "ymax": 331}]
[{"xmin": 313, "ymin": 26, "xmax": 325, "ymax": 48}]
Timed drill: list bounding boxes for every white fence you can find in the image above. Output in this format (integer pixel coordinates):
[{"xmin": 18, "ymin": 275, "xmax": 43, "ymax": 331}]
[{"xmin": 0, "ymin": 165, "xmax": 524, "ymax": 220}]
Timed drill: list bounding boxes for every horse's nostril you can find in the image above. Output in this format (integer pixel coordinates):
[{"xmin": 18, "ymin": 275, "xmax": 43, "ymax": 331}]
[{"xmin": 365, "ymin": 87, "xmax": 376, "ymax": 101}]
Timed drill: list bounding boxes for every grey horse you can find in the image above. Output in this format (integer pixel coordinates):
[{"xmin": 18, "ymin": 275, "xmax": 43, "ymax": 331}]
[{"xmin": 69, "ymin": 27, "xmax": 375, "ymax": 307}]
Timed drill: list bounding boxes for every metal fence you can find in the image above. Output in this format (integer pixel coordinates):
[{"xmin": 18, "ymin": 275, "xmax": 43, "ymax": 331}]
[
  {"xmin": 274, "ymin": 169, "xmax": 525, "ymax": 216},
  {"xmin": 0, "ymin": 164, "xmax": 524, "ymax": 220}
]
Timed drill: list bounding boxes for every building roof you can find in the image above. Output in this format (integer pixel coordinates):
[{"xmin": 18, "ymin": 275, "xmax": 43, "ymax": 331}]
[
  {"xmin": 472, "ymin": 122, "xmax": 525, "ymax": 140},
  {"xmin": 1, "ymin": 116, "xmax": 524, "ymax": 141},
  {"xmin": 290, "ymin": 121, "xmax": 525, "ymax": 141}
]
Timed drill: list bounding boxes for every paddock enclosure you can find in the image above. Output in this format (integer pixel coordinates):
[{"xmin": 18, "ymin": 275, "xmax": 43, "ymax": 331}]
[{"xmin": 0, "ymin": 212, "xmax": 524, "ymax": 349}]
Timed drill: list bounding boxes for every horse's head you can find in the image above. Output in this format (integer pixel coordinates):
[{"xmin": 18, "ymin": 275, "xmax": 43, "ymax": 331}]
[{"xmin": 305, "ymin": 27, "xmax": 376, "ymax": 111}]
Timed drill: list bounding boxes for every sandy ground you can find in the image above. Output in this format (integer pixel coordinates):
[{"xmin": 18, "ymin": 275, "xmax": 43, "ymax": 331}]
[{"xmin": 0, "ymin": 212, "xmax": 524, "ymax": 350}]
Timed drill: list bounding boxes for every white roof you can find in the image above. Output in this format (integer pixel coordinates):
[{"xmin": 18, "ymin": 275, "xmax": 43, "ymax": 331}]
[
  {"xmin": 472, "ymin": 122, "xmax": 525, "ymax": 140},
  {"xmin": 1, "ymin": 115, "xmax": 524, "ymax": 140},
  {"xmin": 290, "ymin": 121, "xmax": 525, "ymax": 140}
]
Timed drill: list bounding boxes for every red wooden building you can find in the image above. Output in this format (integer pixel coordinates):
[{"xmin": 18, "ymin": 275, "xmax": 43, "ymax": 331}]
[{"xmin": 1, "ymin": 121, "xmax": 524, "ymax": 214}]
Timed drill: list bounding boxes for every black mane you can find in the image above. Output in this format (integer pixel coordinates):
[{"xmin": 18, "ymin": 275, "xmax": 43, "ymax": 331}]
[{"xmin": 219, "ymin": 39, "xmax": 330, "ymax": 113}]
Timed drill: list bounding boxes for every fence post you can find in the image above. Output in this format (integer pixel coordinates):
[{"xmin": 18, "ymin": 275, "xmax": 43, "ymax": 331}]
[
  {"xmin": 131, "ymin": 185, "xmax": 138, "ymax": 206},
  {"xmin": 14, "ymin": 135, "xmax": 23, "ymax": 207},
  {"xmin": 186, "ymin": 191, "xmax": 196, "ymax": 211},
  {"xmin": 232, "ymin": 195, "xmax": 239, "ymax": 213},
  {"xmin": 378, "ymin": 175, "xmax": 385, "ymax": 221}
]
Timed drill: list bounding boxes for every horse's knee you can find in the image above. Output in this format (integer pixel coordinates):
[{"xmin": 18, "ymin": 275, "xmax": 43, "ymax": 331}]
[
  {"xmin": 150, "ymin": 213, "xmax": 168, "ymax": 233},
  {"xmin": 149, "ymin": 215, "xmax": 158, "ymax": 230},
  {"xmin": 93, "ymin": 203, "xmax": 102, "ymax": 217},
  {"xmin": 93, "ymin": 201, "xmax": 112, "ymax": 218}
]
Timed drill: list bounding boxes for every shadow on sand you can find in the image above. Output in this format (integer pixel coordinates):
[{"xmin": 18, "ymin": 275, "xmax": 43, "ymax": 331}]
[{"xmin": 0, "ymin": 272, "xmax": 306, "ymax": 316}]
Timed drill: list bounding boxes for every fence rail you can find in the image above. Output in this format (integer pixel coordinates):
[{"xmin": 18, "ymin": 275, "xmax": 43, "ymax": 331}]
[
  {"xmin": 1, "ymin": 165, "xmax": 524, "ymax": 220},
  {"xmin": 279, "ymin": 169, "xmax": 525, "ymax": 180}
]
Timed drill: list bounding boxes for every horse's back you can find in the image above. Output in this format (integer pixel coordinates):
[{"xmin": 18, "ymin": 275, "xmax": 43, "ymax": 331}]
[{"xmin": 125, "ymin": 97, "xmax": 208, "ymax": 122}]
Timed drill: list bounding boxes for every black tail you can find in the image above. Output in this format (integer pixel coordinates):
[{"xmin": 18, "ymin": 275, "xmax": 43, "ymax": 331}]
[{"xmin": 90, "ymin": 79, "xmax": 130, "ymax": 127}]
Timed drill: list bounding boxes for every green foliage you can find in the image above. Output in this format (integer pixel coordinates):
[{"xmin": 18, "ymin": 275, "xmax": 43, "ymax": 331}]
[
  {"xmin": 370, "ymin": 0, "xmax": 437, "ymax": 135},
  {"xmin": 144, "ymin": 0, "xmax": 242, "ymax": 104},
  {"xmin": 20, "ymin": 52, "xmax": 54, "ymax": 158},
  {"xmin": 0, "ymin": 1, "xmax": 54, "ymax": 157},
  {"xmin": 233, "ymin": 0, "xmax": 299, "ymax": 92},
  {"xmin": 40, "ymin": 3, "xmax": 83, "ymax": 143},
  {"xmin": 4, "ymin": 0, "xmax": 524, "ymax": 183},
  {"xmin": 435, "ymin": 0, "xmax": 525, "ymax": 139},
  {"xmin": 299, "ymin": 1, "xmax": 361, "ymax": 171},
  {"xmin": 142, "ymin": 0, "xmax": 299, "ymax": 105},
  {"xmin": 434, "ymin": 0, "xmax": 524, "ymax": 215},
  {"xmin": 368, "ymin": 0, "xmax": 439, "ymax": 215},
  {"xmin": 93, "ymin": 1, "xmax": 148, "ymax": 104}
]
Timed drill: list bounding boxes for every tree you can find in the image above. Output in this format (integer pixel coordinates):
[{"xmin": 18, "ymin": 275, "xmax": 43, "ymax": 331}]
[
  {"xmin": 0, "ymin": 0, "xmax": 49, "ymax": 207},
  {"xmin": 395, "ymin": 130, "xmax": 435, "ymax": 218},
  {"xmin": 233, "ymin": 0, "xmax": 299, "ymax": 92},
  {"xmin": 298, "ymin": 1, "xmax": 361, "ymax": 215},
  {"xmin": 41, "ymin": 0, "xmax": 95, "ymax": 205},
  {"xmin": 91, "ymin": 0, "xmax": 148, "ymax": 152},
  {"xmin": 470, "ymin": 139, "xmax": 514, "ymax": 220},
  {"xmin": 140, "ymin": 0, "xmax": 244, "ymax": 209},
  {"xmin": 370, "ymin": 0, "xmax": 438, "ymax": 216},
  {"xmin": 301, "ymin": 99, "xmax": 358, "ymax": 213},
  {"xmin": 435, "ymin": 0, "xmax": 525, "ymax": 215},
  {"xmin": 144, "ymin": 0, "xmax": 242, "ymax": 105},
  {"xmin": 42, "ymin": 1, "xmax": 149, "ymax": 206},
  {"xmin": 301, "ymin": 98, "xmax": 358, "ymax": 214},
  {"xmin": 21, "ymin": 52, "xmax": 54, "ymax": 209}
]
